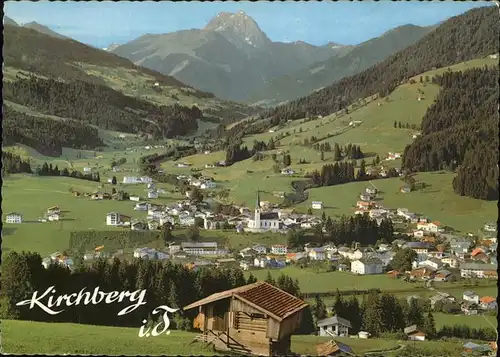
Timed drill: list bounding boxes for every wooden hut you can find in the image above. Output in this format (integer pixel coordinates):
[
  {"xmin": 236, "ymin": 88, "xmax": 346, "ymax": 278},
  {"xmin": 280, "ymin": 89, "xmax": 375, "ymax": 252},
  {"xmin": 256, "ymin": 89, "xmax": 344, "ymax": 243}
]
[{"xmin": 183, "ymin": 281, "xmax": 308, "ymax": 356}]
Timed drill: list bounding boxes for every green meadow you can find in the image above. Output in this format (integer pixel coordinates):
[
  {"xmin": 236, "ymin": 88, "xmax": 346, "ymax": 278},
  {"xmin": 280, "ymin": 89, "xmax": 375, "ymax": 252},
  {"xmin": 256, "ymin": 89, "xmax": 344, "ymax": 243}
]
[{"xmin": 1, "ymin": 319, "xmax": 468, "ymax": 356}]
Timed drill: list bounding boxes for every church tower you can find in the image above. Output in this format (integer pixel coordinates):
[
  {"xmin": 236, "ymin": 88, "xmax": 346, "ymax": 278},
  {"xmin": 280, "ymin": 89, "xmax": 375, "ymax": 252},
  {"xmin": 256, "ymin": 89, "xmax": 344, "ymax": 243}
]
[{"xmin": 254, "ymin": 190, "xmax": 261, "ymax": 229}]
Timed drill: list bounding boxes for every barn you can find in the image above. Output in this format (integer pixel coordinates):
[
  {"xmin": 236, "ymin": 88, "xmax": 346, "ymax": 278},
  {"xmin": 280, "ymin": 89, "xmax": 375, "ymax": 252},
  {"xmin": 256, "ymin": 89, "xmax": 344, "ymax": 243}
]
[{"xmin": 183, "ymin": 281, "xmax": 308, "ymax": 356}]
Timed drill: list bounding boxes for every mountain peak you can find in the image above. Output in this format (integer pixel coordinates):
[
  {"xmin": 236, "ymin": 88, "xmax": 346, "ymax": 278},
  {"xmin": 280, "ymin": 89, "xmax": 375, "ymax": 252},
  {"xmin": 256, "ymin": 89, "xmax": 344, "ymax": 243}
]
[
  {"xmin": 23, "ymin": 21, "xmax": 68, "ymax": 40},
  {"xmin": 4, "ymin": 16, "xmax": 19, "ymax": 27},
  {"xmin": 204, "ymin": 11, "xmax": 270, "ymax": 48}
]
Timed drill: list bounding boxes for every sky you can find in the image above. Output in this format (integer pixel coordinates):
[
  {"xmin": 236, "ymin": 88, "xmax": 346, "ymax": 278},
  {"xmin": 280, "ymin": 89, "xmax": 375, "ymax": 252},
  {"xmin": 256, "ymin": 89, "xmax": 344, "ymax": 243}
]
[{"xmin": 4, "ymin": 1, "xmax": 492, "ymax": 48}]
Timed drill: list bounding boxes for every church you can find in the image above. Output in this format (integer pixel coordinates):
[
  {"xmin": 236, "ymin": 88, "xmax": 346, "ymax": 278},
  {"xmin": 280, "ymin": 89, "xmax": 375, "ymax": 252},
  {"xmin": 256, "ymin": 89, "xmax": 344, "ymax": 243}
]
[{"xmin": 246, "ymin": 191, "xmax": 280, "ymax": 232}]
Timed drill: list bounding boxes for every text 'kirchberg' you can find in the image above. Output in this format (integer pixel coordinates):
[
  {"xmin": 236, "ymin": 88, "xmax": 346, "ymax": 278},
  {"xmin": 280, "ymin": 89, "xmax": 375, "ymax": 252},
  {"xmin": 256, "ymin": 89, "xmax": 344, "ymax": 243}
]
[{"xmin": 16, "ymin": 286, "xmax": 147, "ymax": 316}]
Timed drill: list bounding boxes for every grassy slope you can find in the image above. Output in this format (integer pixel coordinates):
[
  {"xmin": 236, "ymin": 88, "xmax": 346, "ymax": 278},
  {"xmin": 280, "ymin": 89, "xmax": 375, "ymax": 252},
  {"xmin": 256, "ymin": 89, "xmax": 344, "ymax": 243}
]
[{"xmin": 1, "ymin": 319, "xmax": 467, "ymax": 356}]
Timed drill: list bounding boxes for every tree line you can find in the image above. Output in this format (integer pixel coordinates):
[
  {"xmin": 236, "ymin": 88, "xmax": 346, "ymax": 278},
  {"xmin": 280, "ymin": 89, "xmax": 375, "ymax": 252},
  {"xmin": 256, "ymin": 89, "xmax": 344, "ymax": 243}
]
[
  {"xmin": 36, "ymin": 162, "xmax": 100, "ymax": 182},
  {"xmin": 308, "ymin": 142, "xmax": 364, "ymax": 161},
  {"xmin": 1, "ymin": 151, "xmax": 32, "ymax": 175},
  {"xmin": 0, "ymin": 251, "xmax": 313, "ymax": 333},
  {"xmin": 2, "ymin": 105, "xmax": 104, "ymax": 156},
  {"xmin": 402, "ymin": 68, "xmax": 498, "ymax": 201},
  {"xmin": 308, "ymin": 160, "xmax": 397, "ymax": 188},
  {"xmin": 287, "ymin": 213, "xmax": 395, "ymax": 248}
]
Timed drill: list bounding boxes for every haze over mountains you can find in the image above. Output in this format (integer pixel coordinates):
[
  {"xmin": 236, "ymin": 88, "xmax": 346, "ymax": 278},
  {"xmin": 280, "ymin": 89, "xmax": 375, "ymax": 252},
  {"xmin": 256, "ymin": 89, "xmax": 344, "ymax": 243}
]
[
  {"xmin": 111, "ymin": 11, "xmax": 353, "ymax": 103},
  {"xmin": 110, "ymin": 11, "xmax": 436, "ymax": 104},
  {"xmin": 3, "ymin": 16, "xmax": 69, "ymax": 40}
]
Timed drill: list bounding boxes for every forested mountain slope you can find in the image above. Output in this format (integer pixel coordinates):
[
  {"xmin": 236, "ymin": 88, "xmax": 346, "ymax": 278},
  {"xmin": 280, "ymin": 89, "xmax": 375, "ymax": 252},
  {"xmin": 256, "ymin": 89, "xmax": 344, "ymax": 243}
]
[
  {"xmin": 402, "ymin": 68, "xmax": 499, "ymax": 201},
  {"xmin": 2, "ymin": 25, "xmax": 258, "ymax": 156}
]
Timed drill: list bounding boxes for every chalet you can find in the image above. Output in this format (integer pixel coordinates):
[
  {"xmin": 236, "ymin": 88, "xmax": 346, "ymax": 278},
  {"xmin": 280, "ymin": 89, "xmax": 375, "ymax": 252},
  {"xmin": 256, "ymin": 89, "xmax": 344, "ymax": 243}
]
[
  {"xmin": 410, "ymin": 267, "xmax": 435, "ymax": 280},
  {"xmin": 106, "ymin": 212, "xmax": 131, "ymax": 226},
  {"xmin": 450, "ymin": 240, "xmax": 472, "ymax": 255},
  {"xmin": 240, "ymin": 248, "xmax": 259, "ymax": 259},
  {"xmin": 351, "ymin": 257, "xmax": 384, "ymax": 275},
  {"xmin": 311, "ymin": 201, "xmax": 323, "ymax": 210},
  {"xmin": 417, "ymin": 221, "xmax": 441, "ymax": 233},
  {"xmin": 131, "ymin": 221, "xmax": 147, "ymax": 231},
  {"xmin": 479, "ymin": 296, "xmax": 497, "ymax": 310},
  {"xmin": 404, "ymin": 325, "xmax": 426, "ymax": 341},
  {"xmin": 317, "ymin": 315, "xmax": 351, "ymax": 337},
  {"xmin": 183, "ymin": 281, "xmax": 308, "ymax": 356}
]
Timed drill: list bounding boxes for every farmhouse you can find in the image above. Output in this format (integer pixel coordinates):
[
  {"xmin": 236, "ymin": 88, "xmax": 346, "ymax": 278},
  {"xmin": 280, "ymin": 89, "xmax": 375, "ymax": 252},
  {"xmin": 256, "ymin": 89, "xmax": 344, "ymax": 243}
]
[
  {"xmin": 404, "ymin": 325, "xmax": 426, "ymax": 341},
  {"xmin": 351, "ymin": 258, "xmax": 384, "ymax": 275},
  {"xmin": 417, "ymin": 221, "xmax": 442, "ymax": 233},
  {"xmin": 311, "ymin": 201, "xmax": 323, "ymax": 210},
  {"xmin": 183, "ymin": 281, "xmax": 308, "ymax": 356},
  {"xmin": 105, "ymin": 212, "xmax": 131, "ymax": 226},
  {"xmin": 317, "ymin": 315, "xmax": 351, "ymax": 337},
  {"xmin": 5, "ymin": 212, "xmax": 23, "ymax": 224}
]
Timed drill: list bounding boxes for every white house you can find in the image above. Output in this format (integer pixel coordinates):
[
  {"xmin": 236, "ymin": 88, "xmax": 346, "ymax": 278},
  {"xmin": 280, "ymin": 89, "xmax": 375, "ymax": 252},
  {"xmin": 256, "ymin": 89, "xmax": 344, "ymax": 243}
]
[
  {"xmin": 252, "ymin": 244, "xmax": 267, "ymax": 254},
  {"xmin": 462, "ymin": 291, "xmax": 480, "ymax": 304},
  {"xmin": 141, "ymin": 176, "xmax": 153, "ymax": 183},
  {"xmin": 281, "ymin": 168, "xmax": 295, "ymax": 176},
  {"xmin": 311, "ymin": 201, "xmax": 323, "ymax": 210},
  {"xmin": 123, "ymin": 176, "xmax": 139, "ymax": 184},
  {"xmin": 106, "ymin": 212, "xmax": 131, "ymax": 226},
  {"xmin": 271, "ymin": 245, "xmax": 287, "ymax": 255},
  {"xmin": 47, "ymin": 213, "xmax": 60, "ymax": 222},
  {"xmin": 134, "ymin": 202, "xmax": 148, "ymax": 211},
  {"xmin": 5, "ymin": 212, "xmax": 23, "ymax": 224},
  {"xmin": 317, "ymin": 315, "xmax": 351, "ymax": 337},
  {"xmin": 418, "ymin": 258, "xmax": 442, "ymax": 270},
  {"xmin": 254, "ymin": 257, "xmax": 267, "ymax": 268},
  {"xmin": 200, "ymin": 181, "xmax": 216, "ymax": 189},
  {"xmin": 83, "ymin": 167, "xmax": 92, "ymax": 173},
  {"xmin": 130, "ymin": 196, "xmax": 140, "ymax": 202},
  {"xmin": 308, "ymin": 248, "xmax": 326, "ymax": 261},
  {"xmin": 148, "ymin": 190, "xmax": 159, "ymax": 199},
  {"xmin": 351, "ymin": 258, "xmax": 384, "ymax": 275},
  {"xmin": 484, "ymin": 222, "xmax": 497, "ymax": 232}
]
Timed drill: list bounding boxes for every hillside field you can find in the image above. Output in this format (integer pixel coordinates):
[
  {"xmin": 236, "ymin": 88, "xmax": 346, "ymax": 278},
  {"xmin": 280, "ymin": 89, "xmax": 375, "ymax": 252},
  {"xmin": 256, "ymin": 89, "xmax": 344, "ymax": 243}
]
[{"xmin": 1, "ymin": 319, "xmax": 467, "ymax": 356}]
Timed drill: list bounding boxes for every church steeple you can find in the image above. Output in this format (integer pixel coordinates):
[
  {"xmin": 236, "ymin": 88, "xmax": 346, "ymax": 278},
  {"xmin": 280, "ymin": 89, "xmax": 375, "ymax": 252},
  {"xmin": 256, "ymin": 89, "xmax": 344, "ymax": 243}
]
[{"xmin": 256, "ymin": 190, "xmax": 260, "ymax": 209}]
